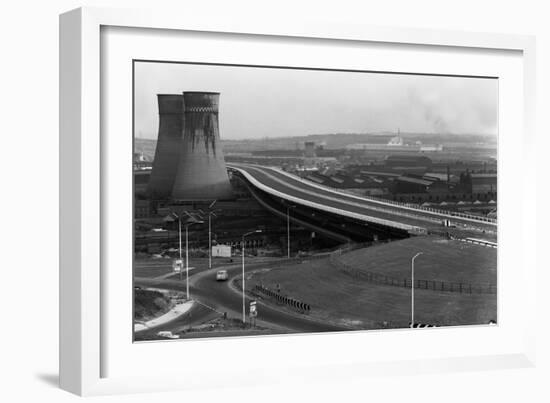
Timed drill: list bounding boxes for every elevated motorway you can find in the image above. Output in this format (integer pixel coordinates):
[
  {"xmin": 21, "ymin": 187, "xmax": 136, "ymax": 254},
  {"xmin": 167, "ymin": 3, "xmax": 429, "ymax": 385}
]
[{"xmin": 228, "ymin": 164, "xmax": 497, "ymax": 242}]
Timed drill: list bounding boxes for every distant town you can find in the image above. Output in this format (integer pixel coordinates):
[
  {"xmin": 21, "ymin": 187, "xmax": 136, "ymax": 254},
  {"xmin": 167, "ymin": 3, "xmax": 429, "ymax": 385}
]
[{"xmin": 135, "ymin": 131, "xmax": 496, "ymax": 218}]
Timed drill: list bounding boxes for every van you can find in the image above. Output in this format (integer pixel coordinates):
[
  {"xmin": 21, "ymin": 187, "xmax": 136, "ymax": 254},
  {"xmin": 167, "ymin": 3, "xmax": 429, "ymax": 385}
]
[{"xmin": 216, "ymin": 270, "xmax": 229, "ymax": 281}]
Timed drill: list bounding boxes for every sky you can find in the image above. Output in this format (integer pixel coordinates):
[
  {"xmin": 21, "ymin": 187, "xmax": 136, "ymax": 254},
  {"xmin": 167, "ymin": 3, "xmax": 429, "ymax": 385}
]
[{"xmin": 134, "ymin": 61, "xmax": 498, "ymax": 140}]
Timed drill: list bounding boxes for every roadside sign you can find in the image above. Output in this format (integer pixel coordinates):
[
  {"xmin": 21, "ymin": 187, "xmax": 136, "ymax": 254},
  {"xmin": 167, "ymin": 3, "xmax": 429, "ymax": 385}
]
[
  {"xmin": 249, "ymin": 300, "xmax": 257, "ymax": 314},
  {"xmin": 172, "ymin": 259, "xmax": 183, "ymax": 273},
  {"xmin": 249, "ymin": 300, "xmax": 258, "ymax": 326}
]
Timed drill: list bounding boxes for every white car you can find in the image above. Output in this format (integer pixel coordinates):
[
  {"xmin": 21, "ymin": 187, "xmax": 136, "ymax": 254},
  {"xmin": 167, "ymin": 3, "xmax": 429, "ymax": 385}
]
[
  {"xmin": 216, "ymin": 270, "xmax": 229, "ymax": 281},
  {"xmin": 156, "ymin": 331, "xmax": 179, "ymax": 339}
]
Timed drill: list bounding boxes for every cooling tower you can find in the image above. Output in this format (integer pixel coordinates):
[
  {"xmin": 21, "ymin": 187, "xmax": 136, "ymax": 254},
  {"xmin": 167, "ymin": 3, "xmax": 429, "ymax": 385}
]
[
  {"xmin": 171, "ymin": 92, "xmax": 233, "ymax": 201},
  {"xmin": 146, "ymin": 94, "xmax": 184, "ymax": 199}
]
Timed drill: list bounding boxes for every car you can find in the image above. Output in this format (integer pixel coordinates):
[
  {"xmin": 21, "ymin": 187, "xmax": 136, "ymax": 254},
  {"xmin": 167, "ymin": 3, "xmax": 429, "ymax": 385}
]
[
  {"xmin": 156, "ymin": 331, "xmax": 179, "ymax": 339},
  {"xmin": 216, "ymin": 270, "xmax": 229, "ymax": 281}
]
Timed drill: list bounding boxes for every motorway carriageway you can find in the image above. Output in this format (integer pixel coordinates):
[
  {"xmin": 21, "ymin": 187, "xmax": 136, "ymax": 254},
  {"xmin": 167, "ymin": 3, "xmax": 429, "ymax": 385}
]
[{"xmin": 230, "ymin": 164, "xmax": 497, "ymax": 236}]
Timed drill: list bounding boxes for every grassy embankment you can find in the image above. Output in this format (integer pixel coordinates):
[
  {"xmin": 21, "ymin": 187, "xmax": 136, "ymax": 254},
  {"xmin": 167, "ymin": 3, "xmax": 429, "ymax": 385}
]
[
  {"xmin": 249, "ymin": 236, "xmax": 497, "ymax": 329},
  {"xmin": 134, "ymin": 289, "xmax": 174, "ymax": 321}
]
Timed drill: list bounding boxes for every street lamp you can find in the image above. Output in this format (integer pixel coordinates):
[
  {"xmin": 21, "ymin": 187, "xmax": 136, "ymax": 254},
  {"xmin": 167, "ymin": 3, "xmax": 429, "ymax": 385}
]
[
  {"xmin": 411, "ymin": 252, "xmax": 423, "ymax": 328},
  {"xmin": 286, "ymin": 204, "xmax": 296, "ymax": 259},
  {"xmin": 242, "ymin": 229, "xmax": 262, "ymax": 323},
  {"xmin": 172, "ymin": 211, "xmax": 204, "ymax": 300},
  {"xmin": 202, "ymin": 200, "xmax": 218, "ymax": 270}
]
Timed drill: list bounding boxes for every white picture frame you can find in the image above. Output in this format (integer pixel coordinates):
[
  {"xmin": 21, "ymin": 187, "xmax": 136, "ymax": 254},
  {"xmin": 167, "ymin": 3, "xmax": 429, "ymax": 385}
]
[{"xmin": 59, "ymin": 7, "xmax": 537, "ymax": 396}]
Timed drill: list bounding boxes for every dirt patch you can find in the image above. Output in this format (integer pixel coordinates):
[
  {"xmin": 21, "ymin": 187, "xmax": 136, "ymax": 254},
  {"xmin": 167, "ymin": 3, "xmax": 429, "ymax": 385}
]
[{"xmin": 183, "ymin": 317, "xmax": 267, "ymax": 334}]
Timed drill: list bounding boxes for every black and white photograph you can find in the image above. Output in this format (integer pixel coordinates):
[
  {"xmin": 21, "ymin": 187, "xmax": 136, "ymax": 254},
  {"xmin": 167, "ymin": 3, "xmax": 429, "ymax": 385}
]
[{"xmin": 132, "ymin": 61, "xmax": 498, "ymax": 341}]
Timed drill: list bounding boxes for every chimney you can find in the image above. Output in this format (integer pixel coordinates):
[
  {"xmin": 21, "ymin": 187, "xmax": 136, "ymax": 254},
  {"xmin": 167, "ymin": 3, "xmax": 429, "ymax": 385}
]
[
  {"xmin": 147, "ymin": 94, "xmax": 184, "ymax": 199},
  {"xmin": 171, "ymin": 92, "xmax": 233, "ymax": 200}
]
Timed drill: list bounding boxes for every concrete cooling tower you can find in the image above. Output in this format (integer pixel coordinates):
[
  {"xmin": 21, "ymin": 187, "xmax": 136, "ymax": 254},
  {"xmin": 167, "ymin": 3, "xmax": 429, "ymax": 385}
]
[
  {"xmin": 171, "ymin": 92, "xmax": 233, "ymax": 201},
  {"xmin": 146, "ymin": 94, "xmax": 184, "ymax": 199}
]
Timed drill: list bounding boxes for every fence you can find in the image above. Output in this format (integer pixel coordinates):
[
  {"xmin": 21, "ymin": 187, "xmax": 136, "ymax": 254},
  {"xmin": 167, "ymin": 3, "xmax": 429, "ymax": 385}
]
[{"xmin": 330, "ymin": 254, "xmax": 496, "ymax": 295}]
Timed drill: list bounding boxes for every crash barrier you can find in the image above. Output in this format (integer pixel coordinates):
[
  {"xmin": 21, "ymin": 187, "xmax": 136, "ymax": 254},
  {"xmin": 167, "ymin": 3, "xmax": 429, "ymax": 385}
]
[
  {"xmin": 409, "ymin": 322, "xmax": 437, "ymax": 328},
  {"xmin": 461, "ymin": 237, "xmax": 498, "ymax": 249},
  {"xmin": 254, "ymin": 284, "xmax": 311, "ymax": 313},
  {"xmin": 375, "ymin": 320, "xmax": 437, "ymax": 329},
  {"xmin": 427, "ymin": 230, "xmax": 498, "ymax": 248},
  {"xmin": 264, "ymin": 167, "xmax": 497, "ymax": 224},
  {"xmin": 330, "ymin": 255, "xmax": 496, "ymax": 295},
  {"xmin": 333, "ymin": 188, "xmax": 497, "ymax": 224}
]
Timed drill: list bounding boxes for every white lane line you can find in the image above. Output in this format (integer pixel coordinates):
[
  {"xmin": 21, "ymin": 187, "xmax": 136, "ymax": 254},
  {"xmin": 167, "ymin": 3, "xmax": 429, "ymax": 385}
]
[
  {"xmin": 233, "ymin": 165, "xmax": 425, "ymax": 233},
  {"xmin": 245, "ymin": 165, "xmax": 443, "ymax": 226},
  {"xmin": 255, "ymin": 165, "xmax": 496, "ymax": 227}
]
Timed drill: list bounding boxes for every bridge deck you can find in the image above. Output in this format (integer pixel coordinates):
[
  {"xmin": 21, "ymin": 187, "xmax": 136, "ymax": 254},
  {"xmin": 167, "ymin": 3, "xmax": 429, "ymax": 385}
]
[{"xmin": 229, "ymin": 164, "xmax": 497, "ymax": 242}]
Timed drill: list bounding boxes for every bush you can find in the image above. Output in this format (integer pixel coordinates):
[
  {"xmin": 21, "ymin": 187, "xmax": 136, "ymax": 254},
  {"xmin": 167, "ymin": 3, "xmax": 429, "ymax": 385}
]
[{"xmin": 134, "ymin": 289, "xmax": 172, "ymax": 320}]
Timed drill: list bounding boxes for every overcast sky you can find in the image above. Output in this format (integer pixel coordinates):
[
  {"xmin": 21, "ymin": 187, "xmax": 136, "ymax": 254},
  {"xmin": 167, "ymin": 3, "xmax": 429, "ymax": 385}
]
[{"xmin": 134, "ymin": 61, "xmax": 498, "ymax": 140}]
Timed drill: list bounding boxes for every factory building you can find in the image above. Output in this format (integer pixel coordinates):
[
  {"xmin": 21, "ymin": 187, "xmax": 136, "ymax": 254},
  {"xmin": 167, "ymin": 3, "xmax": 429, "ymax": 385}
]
[
  {"xmin": 470, "ymin": 173, "xmax": 497, "ymax": 194},
  {"xmin": 384, "ymin": 155, "xmax": 433, "ymax": 172},
  {"xmin": 304, "ymin": 141, "xmax": 316, "ymax": 158}
]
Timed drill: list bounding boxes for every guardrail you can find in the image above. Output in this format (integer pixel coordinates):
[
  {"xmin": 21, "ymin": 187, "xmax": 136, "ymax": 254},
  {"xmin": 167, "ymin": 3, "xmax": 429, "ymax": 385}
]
[
  {"xmin": 231, "ymin": 166, "xmax": 426, "ymax": 233},
  {"xmin": 461, "ymin": 238, "xmax": 498, "ymax": 248},
  {"xmin": 253, "ymin": 284, "xmax": 311, "ymax": 313},
  {"xmin": 256, "ymin": 166, "xmax": 498, "ymax": 225}
]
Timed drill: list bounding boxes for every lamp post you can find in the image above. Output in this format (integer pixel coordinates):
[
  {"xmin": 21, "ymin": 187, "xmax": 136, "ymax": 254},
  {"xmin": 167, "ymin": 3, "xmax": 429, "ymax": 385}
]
[
  {"xmin": 198, "ymin": 201, "xmax": 218, "ymax": 270},
  {"xmin": 170, "ymin": 212, "xmax": 184, "ymax": 282},
  {"xmin": 286, "ymin": 204, "xmax": 296, "ymax": 259},
  {"xmin": 172, "ymin": 211, "xmax": 203, "ymax": 300},
  {"xmin": 178, "ymin": 217, "xmax": 183, "ymax": 281},
  {"xmin": 411, "ymin": 252, "xmax": 423, "ymax": 328},
  {"xmin": 207, "ymin": 200, "xmax": 218, "ymax": 270},
  {"xmin": 242, "ymin": 229, "xmax": 262, "ymax": 323}
]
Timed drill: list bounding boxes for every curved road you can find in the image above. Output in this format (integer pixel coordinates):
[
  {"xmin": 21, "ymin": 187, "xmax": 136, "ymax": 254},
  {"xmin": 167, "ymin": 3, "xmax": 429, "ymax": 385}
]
[
  {"xmin": 229, "ymin": 163, "xmax": 497, "ymax": 239},
  {"xmin": 135, "ymin": 261, "xmax": 348, "ymax": 336}
]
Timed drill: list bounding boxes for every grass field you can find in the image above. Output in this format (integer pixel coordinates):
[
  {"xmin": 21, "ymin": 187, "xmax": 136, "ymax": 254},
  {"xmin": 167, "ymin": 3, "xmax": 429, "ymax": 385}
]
[
  {"xmin": 249, "ymin": 235, "xmax": 497, "ymax": 329},
  {"xmin": 338, "ymin": 236, "xmax": 496, "ymax": 285}
]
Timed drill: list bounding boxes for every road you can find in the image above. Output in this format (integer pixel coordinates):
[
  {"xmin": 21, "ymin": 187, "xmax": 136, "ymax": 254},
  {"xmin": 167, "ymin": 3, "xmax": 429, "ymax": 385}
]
[
  {"xmin": 135, "ymin": 259, "xmax": 348, "ymax": 338},
  {"xmin": 230, "ymin": 163, "xmax": 497, "ymax": 240}
]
